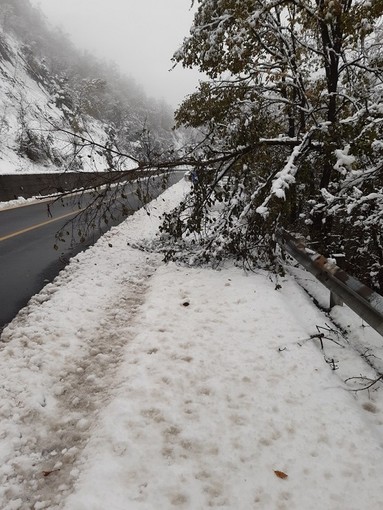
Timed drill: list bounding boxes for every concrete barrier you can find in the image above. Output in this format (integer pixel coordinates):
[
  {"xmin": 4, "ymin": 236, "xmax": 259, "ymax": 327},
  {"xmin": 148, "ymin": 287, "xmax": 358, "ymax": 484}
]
[{"xmin": 0, "ymin": 170, "xmax": 157, "ymax": 201}]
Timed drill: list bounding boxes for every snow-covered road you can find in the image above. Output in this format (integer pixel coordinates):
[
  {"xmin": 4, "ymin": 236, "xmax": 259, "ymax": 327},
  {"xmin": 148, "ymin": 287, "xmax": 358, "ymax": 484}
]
[{"xmin": 1, "ymin": 180, "xmax": 383, "ymax": 510}]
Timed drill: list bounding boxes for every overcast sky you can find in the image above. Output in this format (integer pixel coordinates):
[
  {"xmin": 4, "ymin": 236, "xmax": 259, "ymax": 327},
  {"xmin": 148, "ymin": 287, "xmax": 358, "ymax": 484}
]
[{"xmin": 30, "ymin": 0, "xmax": 201, "ymax": 109}]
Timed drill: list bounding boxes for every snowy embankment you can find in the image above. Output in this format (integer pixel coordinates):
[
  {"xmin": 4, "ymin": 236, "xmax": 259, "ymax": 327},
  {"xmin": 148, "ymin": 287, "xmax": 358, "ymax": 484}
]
[
  {"xmin": 1, "ymin": 180, "xmax": 383, "ymax": 510},
  {"xmin": 0, "ymin": 32, "xmax": 136, "ymax": 176}
]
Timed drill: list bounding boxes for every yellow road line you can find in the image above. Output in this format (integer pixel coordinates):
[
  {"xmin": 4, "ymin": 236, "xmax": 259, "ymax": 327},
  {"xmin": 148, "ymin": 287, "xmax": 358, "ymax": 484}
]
[{"xmin": 0, "ymin": 208, "xmax": 85, "ymax": 242}]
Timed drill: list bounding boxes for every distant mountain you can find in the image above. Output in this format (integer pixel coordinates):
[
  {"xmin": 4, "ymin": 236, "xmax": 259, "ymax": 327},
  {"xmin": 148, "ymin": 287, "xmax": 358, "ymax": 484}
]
[{"xmin": 0, "ymin": 0, "xmax": 175, "ymax": 174}]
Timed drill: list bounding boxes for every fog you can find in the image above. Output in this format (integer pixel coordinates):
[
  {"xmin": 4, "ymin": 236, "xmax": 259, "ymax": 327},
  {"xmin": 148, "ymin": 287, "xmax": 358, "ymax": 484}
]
[{"xmin": 31, "ymin": 0, "xmax": 200, "ymax": 108}]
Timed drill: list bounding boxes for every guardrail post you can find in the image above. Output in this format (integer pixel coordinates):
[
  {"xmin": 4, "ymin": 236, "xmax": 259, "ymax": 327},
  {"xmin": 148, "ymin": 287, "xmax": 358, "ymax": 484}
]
[
  {"xmin": 330, "ymin": 291, "xmax": 343, "ymax": 308},
  {"xmin": 330, "ymin": 254, "xmax": 345, "ymax": 308}
]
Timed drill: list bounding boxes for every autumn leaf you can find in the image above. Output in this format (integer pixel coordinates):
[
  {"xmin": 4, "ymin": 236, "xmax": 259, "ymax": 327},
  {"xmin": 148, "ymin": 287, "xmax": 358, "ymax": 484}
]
[
  {"xmin": 42, "ymin": 469, "xmax": 60, "ymax": 477},
  {"xmin": 274, "ymin": 470, "xmax": 288, "ymax": 479}
]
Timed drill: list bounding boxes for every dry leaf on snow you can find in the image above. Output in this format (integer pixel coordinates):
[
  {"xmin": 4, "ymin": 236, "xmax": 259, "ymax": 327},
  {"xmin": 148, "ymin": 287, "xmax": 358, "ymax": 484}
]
[{"xmin": 274, "ymin": 470, "xmax": 288, "ymax": 479}]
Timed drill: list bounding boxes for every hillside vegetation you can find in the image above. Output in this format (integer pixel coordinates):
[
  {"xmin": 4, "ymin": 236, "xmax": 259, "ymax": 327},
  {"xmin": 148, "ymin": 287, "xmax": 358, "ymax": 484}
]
[{"xmin": 0, "ymin": 0, "xmax": 175, "ymax": 174}]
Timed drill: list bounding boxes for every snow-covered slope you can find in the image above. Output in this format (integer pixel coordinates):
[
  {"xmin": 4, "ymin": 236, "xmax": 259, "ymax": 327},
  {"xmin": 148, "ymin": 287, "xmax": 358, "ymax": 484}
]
[{"xmin": 0, "ymin": 32, "xmax": 136, "ymax": 175}]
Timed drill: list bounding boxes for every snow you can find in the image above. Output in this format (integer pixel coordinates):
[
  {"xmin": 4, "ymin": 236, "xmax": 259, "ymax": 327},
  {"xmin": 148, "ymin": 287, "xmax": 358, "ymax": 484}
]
[
  {"xmin": 0, "ymin": 196, "xmax": 33, "ymax": 211},
  {"xmin": 1, "ymin": 180, "xmax": 383, "ymax": 509},
  {"xmin": 0, "ymin": 32, "xmax": 136, "ymax": 176},
  {"xmin": 334, "ymin": 145, "xmax": 356, "ymax": 175},
  {"xmin": 256, "ymin": 134, "xmax": 311, "ymax": 217},
  {"xmin": 0, "ymin": 194, "xmax": 65, "ymax": 211}
]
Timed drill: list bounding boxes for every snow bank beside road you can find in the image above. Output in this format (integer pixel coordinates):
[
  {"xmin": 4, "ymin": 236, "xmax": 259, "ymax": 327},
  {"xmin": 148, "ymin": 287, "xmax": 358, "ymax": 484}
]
[
  {"xmin": 0, "ymin": 180, "xmax": 190, "ymax": 509},
  {"xmin": 1, "ymin": 179, "xmax": 383, "ymax": 509}
]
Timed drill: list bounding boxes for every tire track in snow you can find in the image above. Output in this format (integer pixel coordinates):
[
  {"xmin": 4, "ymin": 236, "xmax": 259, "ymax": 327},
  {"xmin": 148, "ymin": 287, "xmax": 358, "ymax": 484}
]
[{"xmin": 0, "ymin": 252, "xmax": 159, "ymax": 510}]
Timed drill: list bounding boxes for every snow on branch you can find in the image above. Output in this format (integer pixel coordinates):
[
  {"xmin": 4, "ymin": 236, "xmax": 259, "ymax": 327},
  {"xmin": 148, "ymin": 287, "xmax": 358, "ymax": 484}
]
[{"xmin": 256, "ymin": 132, "xmax": 312, "ymax": 218}]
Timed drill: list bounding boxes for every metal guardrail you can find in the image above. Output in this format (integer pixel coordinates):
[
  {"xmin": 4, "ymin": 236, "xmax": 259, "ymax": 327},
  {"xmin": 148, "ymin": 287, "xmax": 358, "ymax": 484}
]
[{"xmin": 276, "ymin": 228, "xmax": 383, "ymax": 337}]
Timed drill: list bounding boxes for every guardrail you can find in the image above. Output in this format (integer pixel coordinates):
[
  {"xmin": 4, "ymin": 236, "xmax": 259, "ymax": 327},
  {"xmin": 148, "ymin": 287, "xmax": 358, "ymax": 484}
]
[{"xmin": 275, "ymin": 228, "xmax": 383, "ymax": 337}]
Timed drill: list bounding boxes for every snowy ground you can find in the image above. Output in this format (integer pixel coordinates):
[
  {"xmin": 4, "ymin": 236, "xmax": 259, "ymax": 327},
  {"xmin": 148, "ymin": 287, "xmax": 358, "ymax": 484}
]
[{"xmin": 1, "ymin": 180, "xmax": 383, "ymax": 510}]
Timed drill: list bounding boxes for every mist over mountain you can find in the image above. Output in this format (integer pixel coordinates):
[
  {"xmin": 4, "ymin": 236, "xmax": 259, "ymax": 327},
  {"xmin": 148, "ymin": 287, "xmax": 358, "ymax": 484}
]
[{"xmin": 0, "ymin": 0, "xmax": 176, "ymax": 174}]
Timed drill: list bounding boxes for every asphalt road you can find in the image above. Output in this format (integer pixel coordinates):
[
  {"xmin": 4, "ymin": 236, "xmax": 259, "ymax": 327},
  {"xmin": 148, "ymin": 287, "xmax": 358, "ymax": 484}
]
[{"xmin": 0, "ymin": 171, "xmax": 183, "ymax": 328}]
